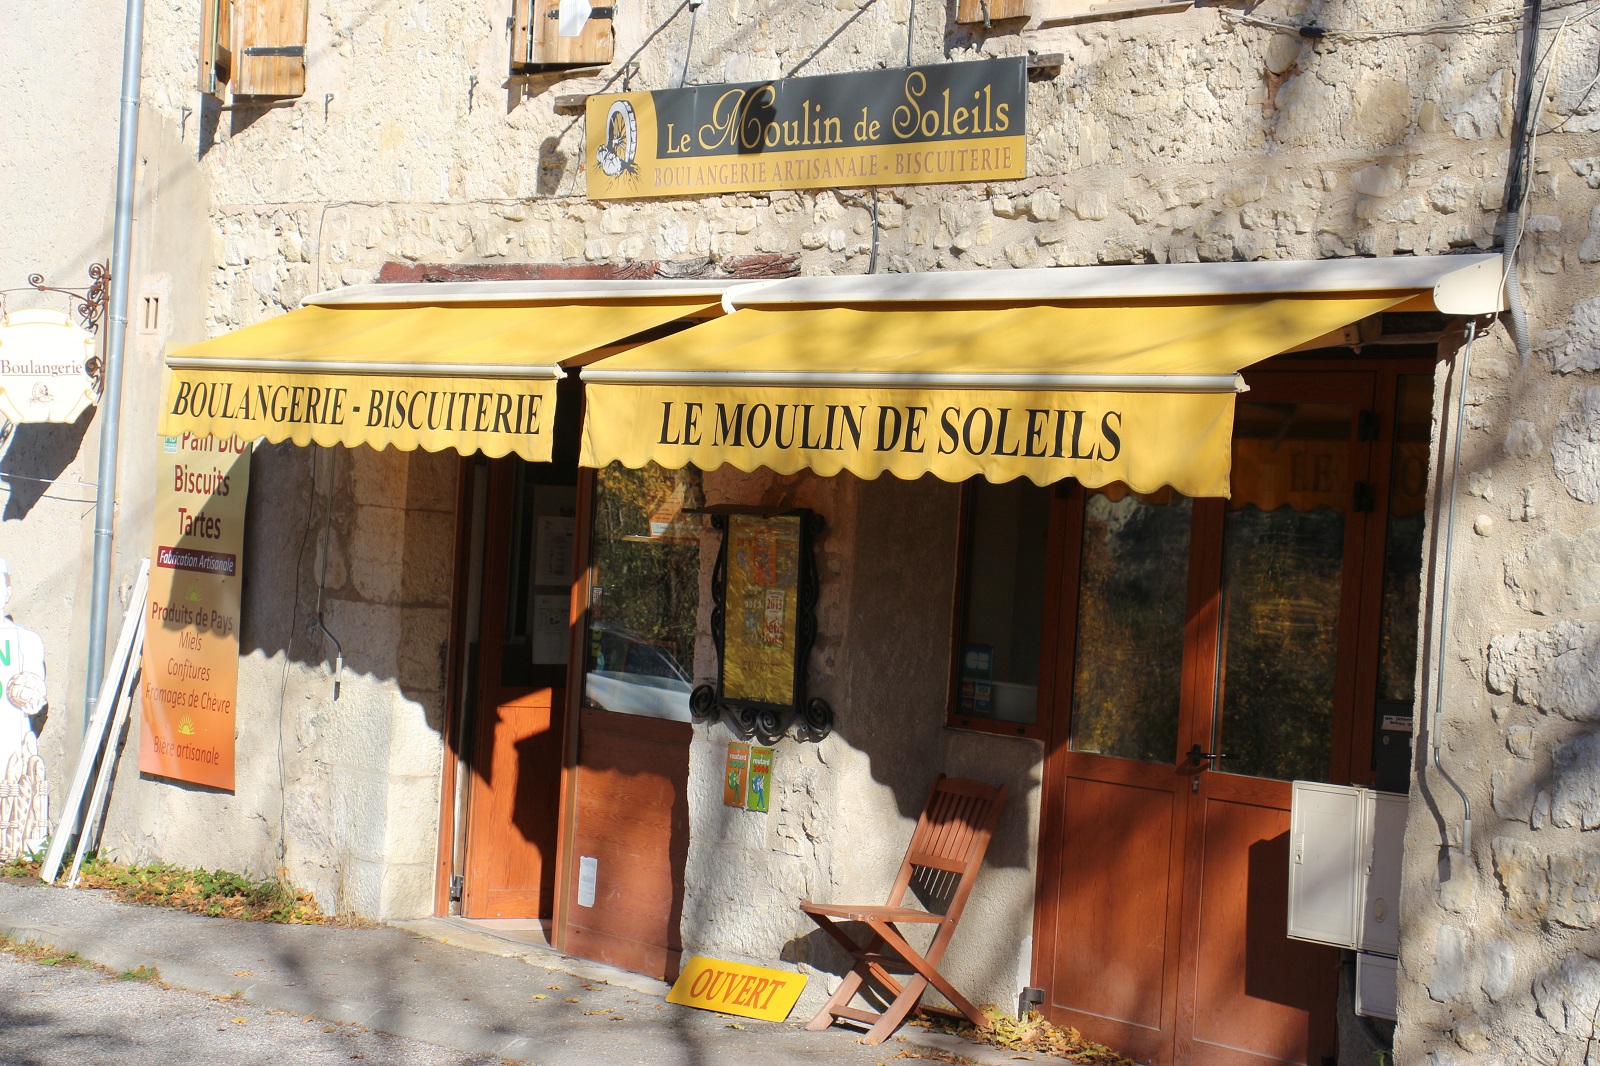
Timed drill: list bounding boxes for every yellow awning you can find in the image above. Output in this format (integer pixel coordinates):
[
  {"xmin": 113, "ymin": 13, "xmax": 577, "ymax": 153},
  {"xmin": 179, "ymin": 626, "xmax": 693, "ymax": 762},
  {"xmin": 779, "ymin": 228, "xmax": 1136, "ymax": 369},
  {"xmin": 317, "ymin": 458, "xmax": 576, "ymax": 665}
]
[
  {"xmin": 160, "ymin": 300, "xmax": 717, "ymax": 460},
  {"xmin": 579, "ymin": 294, "xmax": 1410, "ymax": 496}
]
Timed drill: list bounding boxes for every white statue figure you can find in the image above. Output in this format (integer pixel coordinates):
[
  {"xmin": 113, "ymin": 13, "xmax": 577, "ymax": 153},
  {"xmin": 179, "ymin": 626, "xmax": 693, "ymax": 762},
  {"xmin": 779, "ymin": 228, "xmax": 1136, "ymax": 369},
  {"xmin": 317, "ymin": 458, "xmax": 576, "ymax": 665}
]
[{"xmin": 0, "ymin": 559, "xmax": 48, "ymax": 861}]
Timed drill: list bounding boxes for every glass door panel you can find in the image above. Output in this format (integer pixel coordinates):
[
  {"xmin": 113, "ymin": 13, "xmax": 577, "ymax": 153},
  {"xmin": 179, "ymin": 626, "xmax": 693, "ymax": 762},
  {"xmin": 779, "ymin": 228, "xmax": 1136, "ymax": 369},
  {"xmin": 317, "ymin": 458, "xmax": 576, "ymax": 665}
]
[
  {"xmin": 1068, "ymin": 487, "xmax": 1192, "ymax": 763},
  {"xmin": 1216, "ymin": 400, "xmax": 1353, "ymax": 783}
]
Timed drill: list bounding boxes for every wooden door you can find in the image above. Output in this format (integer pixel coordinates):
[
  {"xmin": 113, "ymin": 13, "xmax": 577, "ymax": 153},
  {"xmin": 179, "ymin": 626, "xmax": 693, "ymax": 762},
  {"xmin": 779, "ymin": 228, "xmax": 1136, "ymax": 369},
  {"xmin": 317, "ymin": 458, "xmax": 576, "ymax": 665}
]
[
  {"xmin": 461, "ymin": 457, "xmax": 577, "ymax": 919},
  {"xmin": 1038, "ymin": 367, "xmax": 1416, "ymax": 1066},
  {"xmin": 556, "ymin": 463, "xmax": 702, "ymax": 982}
]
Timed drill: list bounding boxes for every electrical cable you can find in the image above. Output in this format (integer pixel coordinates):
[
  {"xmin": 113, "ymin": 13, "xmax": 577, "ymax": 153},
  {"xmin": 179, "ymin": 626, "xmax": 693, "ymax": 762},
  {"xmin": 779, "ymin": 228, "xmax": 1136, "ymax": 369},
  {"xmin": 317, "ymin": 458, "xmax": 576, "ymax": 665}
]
[
  {"xmin": 679, "ymin": 0, "xmax": 702, "ymax": 88},
  {"xmin": 274, "ymin": 445, "xmax": 323, "ymax": 865},
  {"xmin": 1498, "ymin": 0, "xmax": 1548, "ymax": 368},
  {"xmin": 1216, "ymin": 0, "xmax": 1595, "ymax": 41}
]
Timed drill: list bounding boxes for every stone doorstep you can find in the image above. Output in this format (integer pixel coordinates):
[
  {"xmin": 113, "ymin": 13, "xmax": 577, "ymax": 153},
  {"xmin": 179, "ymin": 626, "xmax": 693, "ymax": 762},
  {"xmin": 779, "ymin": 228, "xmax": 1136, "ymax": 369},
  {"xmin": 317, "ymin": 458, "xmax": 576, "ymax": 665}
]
[{"xmin": 0, "ymin": 912, "xmax": 1018, "ymax": 1065}]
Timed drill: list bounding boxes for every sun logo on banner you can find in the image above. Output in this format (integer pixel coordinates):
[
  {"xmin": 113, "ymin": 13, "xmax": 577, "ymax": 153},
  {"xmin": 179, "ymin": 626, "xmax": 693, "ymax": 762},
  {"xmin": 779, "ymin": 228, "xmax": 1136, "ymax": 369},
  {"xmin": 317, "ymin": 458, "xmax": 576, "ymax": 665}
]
[
  {"xmin": 596, "ymin": 99, "xmax": 639, "ymax": 180},
  {"xmin": 178, "ymin": 717, "xmax": 196, "ymax": 736}
]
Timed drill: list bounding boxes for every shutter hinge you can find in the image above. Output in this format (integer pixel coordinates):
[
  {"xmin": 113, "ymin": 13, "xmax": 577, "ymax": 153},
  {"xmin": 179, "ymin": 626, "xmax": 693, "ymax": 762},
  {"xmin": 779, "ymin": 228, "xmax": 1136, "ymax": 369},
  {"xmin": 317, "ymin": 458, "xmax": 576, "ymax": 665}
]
[
  {"xmin": 1353, "ymin": 481, "xmax": 1375, "ymax": 512},
  {"xmin": 1357, "ymin": 410, "xmax": 1379, "ymax": 441},
  {"xmin": 243, "ymin": 45, "xmax": 305, "ymax": 58},
  {"xmin": 547, "ymin": 5, "xmax": 614, "ymax": 17}
]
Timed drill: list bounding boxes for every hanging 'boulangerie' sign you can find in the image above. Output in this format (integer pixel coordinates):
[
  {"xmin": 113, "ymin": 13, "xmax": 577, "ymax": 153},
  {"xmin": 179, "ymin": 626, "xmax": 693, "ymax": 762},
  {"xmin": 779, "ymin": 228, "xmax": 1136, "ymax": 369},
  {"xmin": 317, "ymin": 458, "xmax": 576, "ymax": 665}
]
[
  {"xmin": 586, "ymin": 57, "xmax": 1026, "ymax": 199},
  {"xmin": 140, "ymin": 433, "xmax": 252, "ymax": 792}
]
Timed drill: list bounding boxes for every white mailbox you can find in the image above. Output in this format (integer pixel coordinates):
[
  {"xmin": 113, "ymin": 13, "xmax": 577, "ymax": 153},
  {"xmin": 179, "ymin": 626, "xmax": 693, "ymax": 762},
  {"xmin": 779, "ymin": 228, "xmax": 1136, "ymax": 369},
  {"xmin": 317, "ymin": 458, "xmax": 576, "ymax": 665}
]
[{"xmin": 1287, "ymin": 781, "xmax": 1408, "ymax": 1019}]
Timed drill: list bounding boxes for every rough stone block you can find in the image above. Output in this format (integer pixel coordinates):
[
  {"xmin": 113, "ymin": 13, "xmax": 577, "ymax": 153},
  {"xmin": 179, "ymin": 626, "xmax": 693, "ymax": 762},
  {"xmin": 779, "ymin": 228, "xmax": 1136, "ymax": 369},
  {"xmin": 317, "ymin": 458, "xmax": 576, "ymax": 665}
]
[
  {"xmin": 1429, "ymin": 924, "xmax": 1469, "ymax": 1003},
  {"xmin": 1352, "ymin": 163, "xmax": 1404, "ymax": 197},
  {"xmin": 1549, "ymin": 846, "xmax": 1600, "ymax": 928},
  {"xmin": 1074, "ymin": 190, "xmax": 1109, "ymax": 221},
  {"xmin": 1494, "ymin": 836, "xmax": 1549, "ymax": 920},
  {"xmin": 1264, "ymin": 33, "xmax": 1300, "ymax": 75},
  {"xmin": 1504, "ymin": 419, "xmax": 1544, "ymax": 459},
  {"xmin": 397, "ymin": 606, "xmax": 450, "ymax": 694},
  {"xmin": 1027, "ymin": 189, "xmax": 1062, "ymax": 222},
  {"xmin": 1554, "ymin": 387, "xmax": 1600, "ymax": 502},
  {"xmin": 1482, "ymin": 938, "xmax": 1516, "ymax": 1001},
  {"xmin": 1551, "ymin": 732, "xmax": 1600, "ymax": 829},
  {"xmin": 1505, "ymin": 527, "xmax": 1600, "ymax": 615},
  {"xmin": 1535, "ymin": 953, "xmax": 1600, "ymax": 1035},
  {"xmin": 1486, "ymin": 621, "xmax": 1600, "ymax": 720},
  {"xmin": 349, "ymin": 504, "xmax": 407, "ymax": 604},
  {"xmin": 1546, "ymin": 298, "xmax": 1600, "ymax": 373},
  {"xmin": 1492, "ymin": 757, "xmax": 1545, "ymax": 824}
]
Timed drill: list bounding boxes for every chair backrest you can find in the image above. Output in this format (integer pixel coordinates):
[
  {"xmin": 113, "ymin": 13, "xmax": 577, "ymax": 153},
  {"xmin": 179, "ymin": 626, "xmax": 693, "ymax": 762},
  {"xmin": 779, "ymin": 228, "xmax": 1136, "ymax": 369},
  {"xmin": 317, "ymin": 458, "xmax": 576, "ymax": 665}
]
[{"xmin": 887, "ymin": 775, "xmax": 1008, "ymax": 921}]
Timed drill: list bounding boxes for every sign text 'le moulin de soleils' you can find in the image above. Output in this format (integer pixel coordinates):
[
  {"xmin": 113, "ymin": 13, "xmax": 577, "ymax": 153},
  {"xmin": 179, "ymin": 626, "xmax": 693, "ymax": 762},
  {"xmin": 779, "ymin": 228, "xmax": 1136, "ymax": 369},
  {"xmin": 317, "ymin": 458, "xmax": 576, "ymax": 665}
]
[{"xmin": 586, "ymin": 57, "xmax": 1026, "ymax": 199}]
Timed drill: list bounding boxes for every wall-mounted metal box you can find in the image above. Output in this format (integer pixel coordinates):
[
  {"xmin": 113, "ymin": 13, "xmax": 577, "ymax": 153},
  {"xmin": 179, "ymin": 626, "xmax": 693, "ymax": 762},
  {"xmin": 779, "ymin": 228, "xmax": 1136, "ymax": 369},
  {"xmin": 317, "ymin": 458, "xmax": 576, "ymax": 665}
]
[{"xmin": 1286, "ymin": 781, "xmax": 1408, "ymax": 1019}]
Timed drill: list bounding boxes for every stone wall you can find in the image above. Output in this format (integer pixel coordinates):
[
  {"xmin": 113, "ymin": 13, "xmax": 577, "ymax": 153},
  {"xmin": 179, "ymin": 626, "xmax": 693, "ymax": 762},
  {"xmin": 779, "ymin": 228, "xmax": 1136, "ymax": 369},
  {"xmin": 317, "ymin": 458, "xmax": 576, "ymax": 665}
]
[
  {"xmin": 681, "ymin": 468, "xmax": 1039, "ymax": 1014},
  {"xmin": 102, "ymin": 443, "xmax": 456, "ymax": 920},
  {"xmin": 96, "ymin": 0, "xmax": 1600, "ymax": 1055}
]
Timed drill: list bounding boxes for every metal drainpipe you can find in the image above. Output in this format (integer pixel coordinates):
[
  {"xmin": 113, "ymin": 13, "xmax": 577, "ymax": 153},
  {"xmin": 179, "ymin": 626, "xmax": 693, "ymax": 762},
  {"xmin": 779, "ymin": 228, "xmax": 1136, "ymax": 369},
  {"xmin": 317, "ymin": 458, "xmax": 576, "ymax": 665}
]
[
  {"xmin": 1429, "ymin": 319, "xmax": 1480, "ymax": 859},
  {"xmin": 83, "ymin": 0, "xmax": 146, "ymax": 731},
  {"xmin": 1499, "ymin": 0, "xmax": 1542, "ymax": 368}
]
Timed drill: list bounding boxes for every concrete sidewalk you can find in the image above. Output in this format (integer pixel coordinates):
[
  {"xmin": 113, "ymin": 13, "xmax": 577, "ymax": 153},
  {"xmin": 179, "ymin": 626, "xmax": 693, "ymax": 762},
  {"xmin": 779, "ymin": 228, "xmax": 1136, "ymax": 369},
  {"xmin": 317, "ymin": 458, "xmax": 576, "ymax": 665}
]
[{"xmin": 0, "ymin": 878, "xmax": 1012, "ymax": 1065}]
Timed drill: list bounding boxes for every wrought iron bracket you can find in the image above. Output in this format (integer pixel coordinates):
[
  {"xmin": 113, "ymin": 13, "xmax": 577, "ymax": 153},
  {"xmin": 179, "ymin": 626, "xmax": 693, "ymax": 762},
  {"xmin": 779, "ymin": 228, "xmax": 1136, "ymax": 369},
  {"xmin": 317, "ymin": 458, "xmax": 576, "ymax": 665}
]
[
  {"xmin": 23, "ymin": 263, "xmax": 109, "ymax": 392},
  {"xmin": 26, "ymin": 263, "xmax": 109, "ymax": 334}
]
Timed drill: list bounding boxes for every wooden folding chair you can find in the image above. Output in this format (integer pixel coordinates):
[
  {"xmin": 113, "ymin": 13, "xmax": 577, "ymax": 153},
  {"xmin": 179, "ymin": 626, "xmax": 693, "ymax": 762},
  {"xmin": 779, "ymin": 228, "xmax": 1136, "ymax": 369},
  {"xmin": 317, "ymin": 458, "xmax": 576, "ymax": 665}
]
[{"xmin": 799, "ymin": 774, "xmax": 1008, "ymax": 1045}]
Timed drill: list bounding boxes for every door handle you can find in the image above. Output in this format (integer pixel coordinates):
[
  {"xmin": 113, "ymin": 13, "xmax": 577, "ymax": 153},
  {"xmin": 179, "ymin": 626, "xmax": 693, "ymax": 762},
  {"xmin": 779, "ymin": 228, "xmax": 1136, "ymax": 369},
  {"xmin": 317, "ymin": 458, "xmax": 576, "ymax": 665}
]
[{"xmin": 1186, "ymin": 744, "xmax": 1231, "ymax": 767}]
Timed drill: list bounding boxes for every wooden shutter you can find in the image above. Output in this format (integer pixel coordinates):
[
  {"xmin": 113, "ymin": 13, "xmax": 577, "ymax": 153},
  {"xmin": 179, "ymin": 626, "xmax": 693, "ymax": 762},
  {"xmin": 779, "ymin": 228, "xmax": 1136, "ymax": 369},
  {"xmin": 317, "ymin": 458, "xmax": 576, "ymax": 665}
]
[
  {"xmin": 234, "ymin": 0, "xmax": 309, "ymax": 97},
  {"xmin": 511, "ymin": 0, "xmax": 615, "ymax": 71},
  {"xmin": 199, "ymin": 0, "xmax": 233, "ymax": 97},
  {"xmin": 955, "ymin": 0, "xmax": 1033, "ymax": 21}
]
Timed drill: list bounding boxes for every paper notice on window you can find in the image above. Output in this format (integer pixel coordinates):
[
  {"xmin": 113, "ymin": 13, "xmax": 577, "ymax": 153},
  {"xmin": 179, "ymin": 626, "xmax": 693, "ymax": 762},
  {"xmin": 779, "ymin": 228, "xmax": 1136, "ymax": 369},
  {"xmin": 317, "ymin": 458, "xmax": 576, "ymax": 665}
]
[
  {"xmin": 532, "ymin": 594, "xmax": 570, "ymax": 664},
  {"xmin": 535, "ymin": 516, "xmax": 576, "ymax": 586}
]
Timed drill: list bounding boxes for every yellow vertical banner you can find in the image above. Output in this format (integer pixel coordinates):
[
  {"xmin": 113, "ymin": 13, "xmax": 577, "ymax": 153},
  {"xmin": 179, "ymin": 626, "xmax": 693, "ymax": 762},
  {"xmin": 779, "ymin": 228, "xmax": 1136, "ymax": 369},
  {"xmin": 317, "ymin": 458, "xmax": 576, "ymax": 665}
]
[{"xmin": 139, "ymin": 433, "xmax": 252, "ymax": 791}]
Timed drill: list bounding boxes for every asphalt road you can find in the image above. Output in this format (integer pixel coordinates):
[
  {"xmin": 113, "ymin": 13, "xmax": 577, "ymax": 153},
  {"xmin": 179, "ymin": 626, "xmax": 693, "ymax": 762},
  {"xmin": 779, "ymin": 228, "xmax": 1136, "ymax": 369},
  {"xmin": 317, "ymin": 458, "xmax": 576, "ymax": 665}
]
[{"xmin": 0, "ymin": 951, "xmax": 514, "ymax": 1066}]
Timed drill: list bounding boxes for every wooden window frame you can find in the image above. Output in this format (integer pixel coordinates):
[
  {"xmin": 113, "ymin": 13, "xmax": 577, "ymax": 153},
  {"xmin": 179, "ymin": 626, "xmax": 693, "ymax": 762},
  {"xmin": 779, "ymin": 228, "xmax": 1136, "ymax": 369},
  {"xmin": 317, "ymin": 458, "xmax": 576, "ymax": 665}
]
[
  {"xmin": 944, "ymin": 480, "xmax": 1063, "ymax": 743},
  {"xmin": 510, "ymin": 0, "xmax": 616, "ymax": 74},
  {"xmin": 199, "ymin": 0, "xmax": 234, "ymax": 98}
]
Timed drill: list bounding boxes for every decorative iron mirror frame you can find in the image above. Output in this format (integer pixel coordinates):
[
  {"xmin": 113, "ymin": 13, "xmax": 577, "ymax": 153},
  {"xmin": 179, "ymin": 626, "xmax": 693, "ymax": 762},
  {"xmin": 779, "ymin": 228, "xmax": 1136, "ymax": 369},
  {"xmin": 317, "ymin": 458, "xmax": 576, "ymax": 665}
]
[{"xmin": 690, "ymin": 507, "xmax": 833, "ymax": 744}]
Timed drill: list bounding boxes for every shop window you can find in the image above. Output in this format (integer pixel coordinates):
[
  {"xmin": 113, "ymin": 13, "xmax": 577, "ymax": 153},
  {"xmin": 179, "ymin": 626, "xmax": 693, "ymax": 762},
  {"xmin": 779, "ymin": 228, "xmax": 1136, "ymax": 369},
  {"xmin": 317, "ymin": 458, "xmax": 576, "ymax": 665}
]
[
  {"xmin": 1067, "ymin": 487, "xmax": 1191, "ymax": 762},
  {"xmin": 582, "ymin": 463, "xmax": 703, "ymax": 721},
  {"xmin": 511, "ymin": 0, "xmax": 615, "ymax": 73},
  {"xmin": 950, "ymin": 478, "xmax": 1051, "ymax": 739},
  {"xmin": 200, "ymin": 0, "xmax": 308, "ymax": 99}
]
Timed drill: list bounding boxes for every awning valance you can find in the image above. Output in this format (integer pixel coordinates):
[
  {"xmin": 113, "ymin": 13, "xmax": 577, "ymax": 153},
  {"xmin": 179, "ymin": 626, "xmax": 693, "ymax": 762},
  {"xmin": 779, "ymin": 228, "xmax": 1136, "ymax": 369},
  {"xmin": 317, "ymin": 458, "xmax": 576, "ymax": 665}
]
[
  {"xmin": 579, "ymin": 294, "xmax": 1411, "ymax": 496},
  {"xmin": 159, "ymin": 297, "xmax": 719, "ymax": 460}
]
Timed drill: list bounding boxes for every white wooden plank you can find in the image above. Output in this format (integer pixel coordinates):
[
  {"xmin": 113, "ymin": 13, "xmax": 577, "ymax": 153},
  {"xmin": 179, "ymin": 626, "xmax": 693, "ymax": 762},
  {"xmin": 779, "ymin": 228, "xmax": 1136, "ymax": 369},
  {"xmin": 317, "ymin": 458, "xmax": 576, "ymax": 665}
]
[
  {"xmin": 39, "ymin": 560, "xmax": 149, "ymax": 884},
  {"xmin": 67, "ymin": 612, "xmax": 145, "ymax": 889}
]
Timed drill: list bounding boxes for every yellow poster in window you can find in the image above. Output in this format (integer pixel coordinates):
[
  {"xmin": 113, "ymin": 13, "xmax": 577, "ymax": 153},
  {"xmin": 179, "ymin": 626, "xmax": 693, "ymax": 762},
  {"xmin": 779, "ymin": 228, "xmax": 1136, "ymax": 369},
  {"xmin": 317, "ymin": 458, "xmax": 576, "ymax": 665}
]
[{"xmin": 722, "ymin": 515, "xmax": 799, "ymax": 706}]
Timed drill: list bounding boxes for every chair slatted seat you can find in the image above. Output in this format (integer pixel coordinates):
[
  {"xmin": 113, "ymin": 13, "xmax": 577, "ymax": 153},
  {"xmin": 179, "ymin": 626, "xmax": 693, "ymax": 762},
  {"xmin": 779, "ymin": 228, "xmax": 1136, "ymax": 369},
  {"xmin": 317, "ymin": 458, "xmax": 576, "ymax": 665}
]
[{"xmin": 798, "ymin": 774, "xmax": 1008, "ymax": 1045}]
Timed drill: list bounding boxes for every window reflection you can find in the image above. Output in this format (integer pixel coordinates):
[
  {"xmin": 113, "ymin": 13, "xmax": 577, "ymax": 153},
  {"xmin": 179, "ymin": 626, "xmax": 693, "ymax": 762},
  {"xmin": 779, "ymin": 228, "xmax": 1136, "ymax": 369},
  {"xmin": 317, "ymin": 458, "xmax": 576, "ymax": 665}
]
[
  {"xmin": 957, "ymin": 479, "xmax": 1050, "ymax": 726},
  {"xmin": 583, "ymin": 463, "xmax": 703, "ymax": 721},
  {"xmin": 1069, "ymin": 487, "xmax": 1191, "ymax": 763},
  {"xmin": 1217, "ymin": 401, "xmax": 1351, "ymax": 783}
]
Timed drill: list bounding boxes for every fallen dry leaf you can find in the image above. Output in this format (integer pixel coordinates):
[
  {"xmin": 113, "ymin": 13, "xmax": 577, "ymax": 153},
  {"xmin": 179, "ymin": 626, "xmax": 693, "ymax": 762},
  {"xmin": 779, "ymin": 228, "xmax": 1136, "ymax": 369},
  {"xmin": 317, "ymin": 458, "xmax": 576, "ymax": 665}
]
[
  {"xmin": 725, "ymin": 1022, "xmax": 746, "ymax": 1030},
  {"xmin": 532, "ymin": 994, "xmax": 547, "ymax": 1000},
  {"xmin": 233, "ymin": 971, "xmax": 252, "ymax": 977},
  {"xmin": 582, "ymin": 1009, "xmax": 609, "ymax": 1016},
  {"xmin": 565, "ymin": 997, "xmax": 581, "ymax": 1003},
  {"xmin": 231, "ymin": 1017, "xmax": 248, "ymax": 1025}
]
